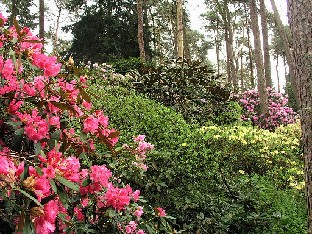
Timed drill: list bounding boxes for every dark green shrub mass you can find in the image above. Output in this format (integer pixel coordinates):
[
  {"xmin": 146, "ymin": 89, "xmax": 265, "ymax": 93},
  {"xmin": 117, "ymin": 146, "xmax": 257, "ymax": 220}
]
[{"xmin": 128, "ymin": 60, "xmax": 241, "ymax": 125}]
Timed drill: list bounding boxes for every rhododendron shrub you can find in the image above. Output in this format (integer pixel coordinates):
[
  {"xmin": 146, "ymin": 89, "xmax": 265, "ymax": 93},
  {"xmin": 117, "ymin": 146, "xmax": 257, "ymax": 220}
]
[
  {"xmin": 240, "ymin": 88, "xmax": 297, "ymax": 131},
  {"xmin": 0, "ymin": 14, "xmax": 171, "ymax": 233}
]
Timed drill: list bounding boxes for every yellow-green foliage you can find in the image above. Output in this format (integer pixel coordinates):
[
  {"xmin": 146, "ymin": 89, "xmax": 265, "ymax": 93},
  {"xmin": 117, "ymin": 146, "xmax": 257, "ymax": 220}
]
[{"xmin": 200, "ymin": 123, "xmax": 303, "ymax": 189}]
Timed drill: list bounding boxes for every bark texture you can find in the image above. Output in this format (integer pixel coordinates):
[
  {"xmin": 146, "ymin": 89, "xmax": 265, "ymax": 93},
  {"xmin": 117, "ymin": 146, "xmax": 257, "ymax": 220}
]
[
  {"xmin": 288, "ymin": 0, "xmax": 312, "ymax": 232},
  {"xmin": 176, "ymin": 0, "xmax": 184, "ymax": 60},
  {"xmin": 259, "ymin": 0, "xmax": 272, "ymax": 87},
  {"xmin": 250, "ymin": 0, "xmax": 268, "ymax": 115},
  {"xmin": 137, "ymin": 0, "xmax": 146, "ymax": 61},
  {"xmin": 270, "ymin": 0, "xmax": 298, "ymax": 105},
  {"xmin": 39, "ymin": 0, "xmax": 45, "ymax": 49}
]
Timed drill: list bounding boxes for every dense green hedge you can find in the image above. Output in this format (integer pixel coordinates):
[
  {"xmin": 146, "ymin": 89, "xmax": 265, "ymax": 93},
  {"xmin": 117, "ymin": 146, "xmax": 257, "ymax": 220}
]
[{"xmin": 87, "ymin": 76, "xmax": 306, "ymax": 233}]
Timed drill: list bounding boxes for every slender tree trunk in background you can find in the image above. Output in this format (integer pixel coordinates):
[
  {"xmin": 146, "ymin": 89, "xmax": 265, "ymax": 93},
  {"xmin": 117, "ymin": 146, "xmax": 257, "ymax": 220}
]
[
  {"xmin": 215, "ymin": 21, "xmax": 220, "ymax": 74},
  {"xmin": 240, "ymin": 27, "xmax": 245, "ymax": 90},
  {"xmin": 137, "ymin": 0, "xmax": 146, "ymax": 61},
  {"xmin": 270, "ymin": 0, "xmax": 298, "ymax": 105},
  {"xmin": 283, "ymin": 56, "xmax": 287, "ymax": 82},
  {"xmin": 53, "ymin": 7, "xmax": 61, "ymax": 54},
  {"xmin": 39, "ymin": 0, "xmax": 45, "ymax": 50},
  {"xmin": 170, "ymin": 11, "xmax": 178, "ymax": 58},
  {"xmin": 225, "ymin": 1, "xmax": 237, "ymax": 88},
  {"xmin": 224, "ymin": 29, "xmax": 232, "ymax": 83},
  {"xmin": 176, "ymin": 0, "xmax": 184, "ymax": 60},
  {"xmin": 214, "ymin": 0, "xmax": 236, "ymax": 85},
  {"xmin": 10, "ymin": 0, "xmax": 18, "ymax": 25},
  {"xmin": 276, "ymin": 55, "xmax": 280, "ymax": 93},
  {"xmin": 288, "ymin": 1, "xmax": 312, "ymax": 233},
  {"xmin": 259, "ymin": 0, "xmax": 272, "ymax": 87},
  {"xmin": 245, "ymin": 4, "xmax": 254, "ymax": 88},
  {"xmin": 250, "ymin": 0, "xmax": 268, "ymax": 115},
  {"xmin": 183, "ymin": 18, "xmax": 191, "ymax": 60},
  {"xmin": 240, "ymin": 48, "xmax": 244, "ymax": 90}
]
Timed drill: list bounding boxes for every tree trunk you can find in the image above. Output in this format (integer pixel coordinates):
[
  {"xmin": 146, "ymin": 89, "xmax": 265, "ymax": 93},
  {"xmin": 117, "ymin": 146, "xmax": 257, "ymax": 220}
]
[
  {"xmin": 276, "ymin": 55, "xmax": 280, "ymax": 93},
  {"xmin": 215, "ymin": 21, "xmax": 220, "ymax": 75},
  {"xmin": 53, "ymin": 7, "xmax": 61, "ymax": 54},
  {"xmin": 224, "ymin": 1, "xmax": 237, "ymax": 87},
  {"xmin": 39, "ymin": 0, "xmax": 45, "ymax": 50},
  {"xmin": 137, "ymin": 0, "xmax": 146, "ymax": 61},
  {"xmin": 246, "ymin": 21, "xmax": 254, "ymax": 88},
  {"xmin": 288, "ymin": 1, "xmax": 312, "ymax": 233},
  {"xmin": 270, "ymin": 0, "xmax": 298, "ymax": 105},
  {"xmin": 10, "ymin": 0, "xmax": 18, "ymax": 25},
  {"xmin": 259, "ymin": 0, "xmax": 272, "ymax": 87},
  {"xmin": 176, "ymin": 0, "xmax": 184, "ymax": 60},
  {"xmin": 240, "ymin": 48, "xmax": 244, "ymax": 90},
  {"xmin": 216, "ymin": 0, "xmax": 236, "ymax": 85},
  {"xmin": 250, "ymin": 0, "xmax": 268, "ymax": 115},
  {"xmin": 183, "ymin": 17, "xmax": 191, "ymax": 60}
]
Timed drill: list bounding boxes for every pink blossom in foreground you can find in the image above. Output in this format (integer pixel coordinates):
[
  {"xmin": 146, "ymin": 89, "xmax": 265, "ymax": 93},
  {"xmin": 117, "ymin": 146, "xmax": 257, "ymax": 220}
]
[
  {"xmin": 134, "ymin": 206, "xmax": 144, "ymax": 218},
  {"xmin": 156, "ymin": 207, "xmax": 167, "ymax": 217},
  {"xmin": 34, "ymin": 200, "xmax": 58, "ymax": 234}
]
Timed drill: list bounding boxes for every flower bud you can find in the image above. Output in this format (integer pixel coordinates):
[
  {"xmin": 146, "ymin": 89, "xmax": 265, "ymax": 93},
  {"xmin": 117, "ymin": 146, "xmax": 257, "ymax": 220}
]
[
  {"xmin": 22, "ymin": 176, "xmax": 36, "ymax": 189},
  {"xmin": 68, "ymin": 56, "xmax": 74, "ymax": 66},
  {"xmin": 30, "ymin": 206, "xmax": 44, "ymax": 217}
]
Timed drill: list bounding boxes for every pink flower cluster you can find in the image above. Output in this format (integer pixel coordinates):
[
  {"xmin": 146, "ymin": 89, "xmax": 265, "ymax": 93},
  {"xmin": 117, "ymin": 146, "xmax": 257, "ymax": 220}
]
[
  {"xmin": 240, "ymin": 88, "xmax": 297, "ymax": 131},
  {"xmin": 0, "ymin": 14, "xmax": 166, "ymax": 233},
  {"xmin": 122, "ymin": 135, "xmax": 154, "ymax": 171}
]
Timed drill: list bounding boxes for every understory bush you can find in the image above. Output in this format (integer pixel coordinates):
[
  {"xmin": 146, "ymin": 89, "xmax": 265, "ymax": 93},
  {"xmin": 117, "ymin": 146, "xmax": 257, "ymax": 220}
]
[
  {"xmin": 88, "ymin": 74, "xmax": 306, "ymax": 233},
  {"xmin": 240, "ymin": 88, "xmax": 297, "ymax": 131},
  {"xmin": 128, "ymin": 60, "xmax": 239, "ymax": 125}
]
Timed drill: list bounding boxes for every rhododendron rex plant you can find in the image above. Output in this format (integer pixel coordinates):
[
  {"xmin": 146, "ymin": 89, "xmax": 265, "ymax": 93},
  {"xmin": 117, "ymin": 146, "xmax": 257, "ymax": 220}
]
[
  {"xmin": 0, "ymin": 14, "xmax": 170, "ymax": 233},
  {"xmin": 240, "ymin": 88, "xmax": 297, "ymax": 131}
]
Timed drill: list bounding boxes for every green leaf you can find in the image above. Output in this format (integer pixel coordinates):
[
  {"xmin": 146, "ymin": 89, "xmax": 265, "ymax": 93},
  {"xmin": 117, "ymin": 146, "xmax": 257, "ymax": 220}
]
[
  {"xmin": 16, "ymin": 188, "xmax": 42, "ymax": 207},
  {"xmin": 56, "ymin": 175, "xmax": 79, "ymax": 191},
  {"xmin": 49, "ymin": 179, "xmax": 58, "ymax": 193},
  {"xmin": 145, "ymin": 224, "xmax": 156, "ymax": 234},
  {"xmin": 35, "ymin": 167, "xmax": 43, "ymax": 176},
  {"xmin": 82, "ymin": 178, "xmax": 91, "ymax": 187},
  {"xmin": 56, "ymin": 184, "xmax": 69, "ymax": 209},
  {"xmin": 20, "ymin": 164, "xmax": 29, "ymax": 182},
  {"xmin": 41, "ymin": 194, "xmax": 57, "ymax": 205},
  {"xmin": 23, "ymin": 215, "xmax": 35, "ymax": 234},
  {"xmin": 108, "ymin": 131, "xmax": 120, "ymax": 139},
  {"xmin": 13, "ymin": 17, "xmax": 21, "ymax": 36},
  {"xmin": 50, "ymin": 101, "xmax": 78, "ymax": 115},
  {"xmin": 34, "ymin": 143, "xmax": 42, "ymax": 155},
  {"xmin": 5, "ymin": 120, "xmax": 22, "ymax": 129},
  {"xmin": 78, "ymin": 87, "xmax": 91, "ymax": 103}
]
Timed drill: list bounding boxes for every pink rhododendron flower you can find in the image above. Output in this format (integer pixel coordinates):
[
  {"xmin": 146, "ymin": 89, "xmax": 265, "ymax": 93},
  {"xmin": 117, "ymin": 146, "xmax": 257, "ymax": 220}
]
[
  {"xmin": 74, "ymin": 207, "xmax": 84, "ymax": 221},
  {"xmin": 49, "ymin": 116, "xmax": 60, "ymax": 128},
  {"xmin": 23, "ymin": 83, "xmax": 36, "ymax": 96},
  {"xmin": 18, "ymin": 109, "xmax": 49, "ymax": 142},
  {"xmin": 32, "ymin": 54, "xmax": 61, "ymax": 77},
  {"xmin": 42, "ymin": 165, "xmax": 55, "ymax": 179},
  {"xmin": 82, "ymin": 100, "xmax": 92, "ymax": 109},
  {"xmin": 125, "ymin": 221, "xmax": 137, "ymax": 234},
  {"xmin": 156, "ymin": 207, "xmax": 167, "ymax": 217},
  {"xmin": 34, "ymin": 177, "xmax": 51, "ymax": 201},
  {"xmin": 134, "ymin": 206, "xmax": 144, "ymax": 218},
  {"xmin": 90, "ymin": 165, "xmax": 112, "ymax": 187},
  {"xmin": 8, "ymin": 99, "xmax": 23, "ymax": 114},
  {"xmin": 1, "ymin": 58, "xmax": 15, "ymax": 79},
  {"xmin": 83, "ymin": 116, "xmax": 99, "ymax": 133},
  {"xmin": 134, "ymin": 135, "xmax": 145, "ymax": 142},
  {"xmin": 34, "ymin": 200, "xmax": 58, "ymax": 234},
  {"xmin": 105, "ymin": 184, "xmax": 131, "ymax": 210}
]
